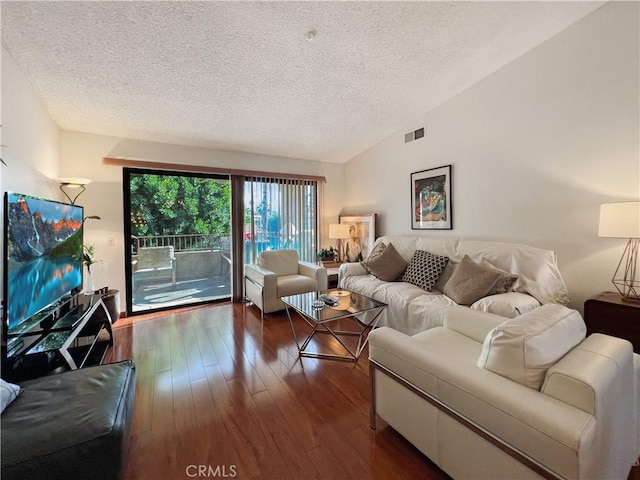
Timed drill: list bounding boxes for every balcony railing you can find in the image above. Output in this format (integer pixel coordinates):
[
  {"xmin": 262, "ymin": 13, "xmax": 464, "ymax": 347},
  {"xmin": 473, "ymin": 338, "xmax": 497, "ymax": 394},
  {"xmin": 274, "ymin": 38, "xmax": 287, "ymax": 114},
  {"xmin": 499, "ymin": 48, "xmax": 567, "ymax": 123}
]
[
  {"xmin": 132, "ymin": 234, "xmax": 230, "ymax": 254},
  {"xmin": 131, "ymin": 234, "xmax": 232, "ymax": 311}
]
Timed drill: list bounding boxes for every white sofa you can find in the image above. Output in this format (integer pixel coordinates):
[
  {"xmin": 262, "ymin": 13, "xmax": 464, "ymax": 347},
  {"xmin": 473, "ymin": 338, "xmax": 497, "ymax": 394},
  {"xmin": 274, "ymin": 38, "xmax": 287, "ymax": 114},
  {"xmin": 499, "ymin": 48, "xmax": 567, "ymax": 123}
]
[
  {"xmin": 340, "ymin": 235, "xmax": 569, "ymax": 335},
  {"xmin": 369, "ymin": 305, "xmax": 640, "ymax": 480}
]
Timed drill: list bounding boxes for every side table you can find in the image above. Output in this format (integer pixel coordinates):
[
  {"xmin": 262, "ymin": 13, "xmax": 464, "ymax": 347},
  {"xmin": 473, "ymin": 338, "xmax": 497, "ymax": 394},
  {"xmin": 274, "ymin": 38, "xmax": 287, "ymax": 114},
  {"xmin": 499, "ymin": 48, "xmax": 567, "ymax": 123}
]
[
  {"xmin": 327, "ymin": 267, "xmax": 340, "ymax": 289},
  {"xmin": 584, "ymin": 292, "xmax": 640, "ymax": 353}
]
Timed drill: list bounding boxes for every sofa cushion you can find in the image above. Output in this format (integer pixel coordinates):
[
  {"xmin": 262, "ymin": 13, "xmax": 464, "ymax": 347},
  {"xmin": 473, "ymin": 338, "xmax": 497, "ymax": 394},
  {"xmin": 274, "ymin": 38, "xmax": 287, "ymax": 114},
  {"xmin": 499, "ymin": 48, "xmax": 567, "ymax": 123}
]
[
  {"xmin": 0, "ymin": 379, "xmax": 20, "ymax": 414},
  {"xmin": 433, "ymin": 260, "xmax": 458, "ymax": 293},
  {"xmin": 470, "ymin": 292, "xmax": 541, "ymax": 318},
  {"xmin": 362, "ymin": 242, "xmax": 387, "ymax": 273},
  {"xmin": 437, "ymin": 256, "xmax": 517, "ymax": 297},
  {"xmin": 444, "ymin": 255, "xmax": 501, "ymax": 305},
  {"xmin": 457, "ymin": 239, "xmax": 569, "ymax": 305},
  {"xmin": 401, "ymin": 250, "xmax": 449, "ymax": 291},
  {"xmin": 480, "ymin": 259, "xmax": 518, "ymax": 295},
  {"xmin": 477, "ymin": 304, "xmax": 586, "ymax": 390},
  {"xmin": 277, "ymin": 274, "xmax": 318, "ymax": 297},
  {"xmin": 258, "ymin": 249, "xmax": 299, "ymax": 276},
  {"xmin": 361, "ymin": 243, "xmax": 407, "ymax": 281}
]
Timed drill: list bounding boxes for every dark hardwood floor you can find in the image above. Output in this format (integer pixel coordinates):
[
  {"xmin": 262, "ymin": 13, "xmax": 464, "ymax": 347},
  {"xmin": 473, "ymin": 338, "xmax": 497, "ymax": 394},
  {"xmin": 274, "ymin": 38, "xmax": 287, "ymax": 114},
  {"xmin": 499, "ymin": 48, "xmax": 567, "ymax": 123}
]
[{"xmin": 105, "ymin": 301, "xmax": 450, "ymax": 480}]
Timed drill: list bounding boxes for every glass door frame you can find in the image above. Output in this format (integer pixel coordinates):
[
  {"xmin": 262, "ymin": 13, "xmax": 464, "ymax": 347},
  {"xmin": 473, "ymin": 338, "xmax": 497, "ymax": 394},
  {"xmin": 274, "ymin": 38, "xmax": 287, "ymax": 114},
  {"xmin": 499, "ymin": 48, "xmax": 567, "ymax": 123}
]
[{"xmin": 123, "ymin": 167, "xmax": 232, "ymax": 316}]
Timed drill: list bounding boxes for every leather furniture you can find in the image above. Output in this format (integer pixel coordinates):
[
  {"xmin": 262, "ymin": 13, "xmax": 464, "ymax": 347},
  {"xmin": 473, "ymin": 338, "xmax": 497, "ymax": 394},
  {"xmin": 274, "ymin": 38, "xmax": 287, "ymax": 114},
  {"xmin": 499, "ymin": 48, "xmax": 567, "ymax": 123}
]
[
  {"xmin": 369, "ymin": 305, "xmax": 640, "ymax": 479},
  {"xmin": 1, "ymin": 360, "xmax": 136, "ymax": 480},
  {"xmin": 244, "ymin": 249, "xmax": 327, "ymax": 319}
]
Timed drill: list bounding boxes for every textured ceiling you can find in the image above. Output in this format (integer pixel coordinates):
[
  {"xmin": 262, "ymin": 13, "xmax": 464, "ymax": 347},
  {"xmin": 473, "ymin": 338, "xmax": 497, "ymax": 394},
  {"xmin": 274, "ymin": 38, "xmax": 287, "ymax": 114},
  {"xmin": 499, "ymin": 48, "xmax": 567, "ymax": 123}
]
[{"xmin": 1, "ymin": 1, "xmax": 604, "ymax": 163}]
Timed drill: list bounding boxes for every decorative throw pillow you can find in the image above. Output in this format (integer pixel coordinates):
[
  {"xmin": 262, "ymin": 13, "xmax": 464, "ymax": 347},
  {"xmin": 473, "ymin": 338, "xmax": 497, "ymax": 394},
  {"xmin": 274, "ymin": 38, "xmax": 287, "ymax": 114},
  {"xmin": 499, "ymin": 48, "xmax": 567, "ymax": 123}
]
[
  {"xmin": 401, "ymin": 250, "xmax": 449, "ymax": 291},
  {"xmin": 470, "ymin": 292, "xmax": 541, "ymax": 318},
  {"xmin": 443, "ymin": 255, "xmax": 501, "ymax": 305},
  {"xmin": 362, "ymin": 242, "xmax": 387, "ymax": 273},
  {"xmin": 433, "ymin": 260, "xmax": 457, "ymax": 292},
  {"xmin": 480, "ymin": 259, "xmax": 518, "ymax": 295},
  {"xmin": 1, "ymin": 378, "xmax": 20, "ymax": 413},
  {"xmin": 477, "ymin": 304, "xmax": 586, "ymax": 390},
  {"xmin": 361, "ymin": 243, "xmax": 408, "ymax": 281}
]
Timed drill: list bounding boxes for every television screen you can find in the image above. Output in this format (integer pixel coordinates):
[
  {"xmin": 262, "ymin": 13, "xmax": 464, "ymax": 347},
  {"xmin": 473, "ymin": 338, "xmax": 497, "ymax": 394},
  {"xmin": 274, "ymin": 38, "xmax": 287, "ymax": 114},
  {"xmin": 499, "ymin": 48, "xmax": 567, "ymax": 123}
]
[{"xmin": 4, "ymin": 192, "xmax": 84, "ymax": 335}]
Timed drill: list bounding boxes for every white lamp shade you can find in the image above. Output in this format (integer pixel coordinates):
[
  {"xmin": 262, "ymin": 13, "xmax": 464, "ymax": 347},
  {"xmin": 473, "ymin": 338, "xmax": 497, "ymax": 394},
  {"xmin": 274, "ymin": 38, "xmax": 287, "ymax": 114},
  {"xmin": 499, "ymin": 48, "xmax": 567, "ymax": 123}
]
[
  {"xmin": 599, "ymin": 202, "xmax": 640, "ymax": 238},
  {"xmin": 329, "ymin": 223, "xmax": 350, "ymax": 239},
  {"xmin": 58, "ymin": 177, "xmax": 91, "ymax": 187}
]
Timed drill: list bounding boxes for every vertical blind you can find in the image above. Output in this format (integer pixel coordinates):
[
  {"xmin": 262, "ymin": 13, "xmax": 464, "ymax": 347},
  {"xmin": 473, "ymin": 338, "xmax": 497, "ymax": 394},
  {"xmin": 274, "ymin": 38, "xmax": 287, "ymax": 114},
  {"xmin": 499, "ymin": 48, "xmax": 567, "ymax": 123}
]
[{"xmin": 244, "ymin": 176, "xmax": 318, "ymax": 264}]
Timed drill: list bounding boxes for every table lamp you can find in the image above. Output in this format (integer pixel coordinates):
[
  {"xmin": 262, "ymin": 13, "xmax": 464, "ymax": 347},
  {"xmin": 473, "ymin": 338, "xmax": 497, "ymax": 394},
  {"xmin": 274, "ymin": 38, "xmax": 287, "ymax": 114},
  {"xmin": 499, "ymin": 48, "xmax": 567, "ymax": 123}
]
[
  {"xmin": 329, "ymin": 223, "xmax": 350, "ymax": 263},
  {"xmin": 599, "ymin": 201, "xmax": 640, "ymax": 302}
]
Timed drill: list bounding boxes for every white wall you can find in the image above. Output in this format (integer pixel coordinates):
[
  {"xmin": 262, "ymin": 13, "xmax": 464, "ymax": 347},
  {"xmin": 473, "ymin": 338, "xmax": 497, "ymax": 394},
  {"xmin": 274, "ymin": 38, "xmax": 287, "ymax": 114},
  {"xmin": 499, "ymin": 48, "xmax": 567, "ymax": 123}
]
[
  {"xmin": 0, "ymin": 47, "xmax": 61, "ymax": 199},
  {"xmin": 343, "ymin": 2, "xmax": 640, "ymax": 313},
  {"xmin": 59, "ymin": 131, "xmax": 345, "ymax": 311},
  {"xmin": 1, "ymin": 47, "xmax": 62, "ymax": 300}
]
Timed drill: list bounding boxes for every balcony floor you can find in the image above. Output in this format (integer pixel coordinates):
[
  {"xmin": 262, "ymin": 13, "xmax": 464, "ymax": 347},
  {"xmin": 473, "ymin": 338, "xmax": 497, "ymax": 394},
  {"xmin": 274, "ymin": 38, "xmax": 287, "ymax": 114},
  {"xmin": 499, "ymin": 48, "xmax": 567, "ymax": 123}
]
[{"xmin": 132, "ymin": 275, "xmax": 231, "ymax": 312}]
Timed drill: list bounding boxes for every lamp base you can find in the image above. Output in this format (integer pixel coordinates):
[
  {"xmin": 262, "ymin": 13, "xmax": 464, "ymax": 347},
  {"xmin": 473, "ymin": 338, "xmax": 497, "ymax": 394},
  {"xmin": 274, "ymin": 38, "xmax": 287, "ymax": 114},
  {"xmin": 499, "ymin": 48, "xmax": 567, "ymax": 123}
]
[{"xmin": 612, "ymin": 238, "xmax": 639, "ymax": 303}]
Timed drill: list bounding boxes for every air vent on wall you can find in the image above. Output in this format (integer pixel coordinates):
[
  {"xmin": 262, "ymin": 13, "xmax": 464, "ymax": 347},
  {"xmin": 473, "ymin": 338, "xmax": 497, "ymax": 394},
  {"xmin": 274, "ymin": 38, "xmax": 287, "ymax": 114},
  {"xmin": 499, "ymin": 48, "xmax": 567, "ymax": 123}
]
[{"xmin": 404, "ymin": 126, "xmax": 425, "ymax": 143}]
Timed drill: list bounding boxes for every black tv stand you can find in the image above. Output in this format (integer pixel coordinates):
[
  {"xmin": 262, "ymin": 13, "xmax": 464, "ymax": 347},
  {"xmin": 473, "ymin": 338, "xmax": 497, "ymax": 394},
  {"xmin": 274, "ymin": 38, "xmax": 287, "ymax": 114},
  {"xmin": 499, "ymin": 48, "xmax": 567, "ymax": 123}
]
[{"xmin": 5, "ymin": 294, "xmax": 114, "ymax": 381}]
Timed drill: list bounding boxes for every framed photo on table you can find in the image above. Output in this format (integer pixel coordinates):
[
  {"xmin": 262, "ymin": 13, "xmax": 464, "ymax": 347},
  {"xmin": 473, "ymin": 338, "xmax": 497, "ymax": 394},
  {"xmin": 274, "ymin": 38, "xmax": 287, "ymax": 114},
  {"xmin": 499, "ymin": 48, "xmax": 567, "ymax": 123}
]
[
  {"xmin": 411, "ymin": 165, "xmax": 452, "ymax": 230},
  {"xmin": 339, "ymin": 214, "xmax": 376, "ymax": 263}
]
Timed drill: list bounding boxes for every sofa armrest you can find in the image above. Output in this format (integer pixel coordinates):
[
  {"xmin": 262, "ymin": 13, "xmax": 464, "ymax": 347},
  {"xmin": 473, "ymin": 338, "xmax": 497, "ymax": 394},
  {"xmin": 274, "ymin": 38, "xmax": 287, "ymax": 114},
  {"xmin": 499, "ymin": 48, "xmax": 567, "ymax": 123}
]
[
  {"xmin": 541, "ymin": 333, "xmax": 634, "ymax": 414},
  {"xmin": 339, "ymin": 262, "xmax": 368, "ymax": 281},
  {"xmin": 244, "ymin": 263, "xmax": 277, "ymax": 296},
  {"xmin": 541, "ymin": 333, "xmax": 637, "ymax": 478},
  {"xmin": 298, "ymin": 262, "xmax": 328, "ymax": 290},
  {"xmin": 443, "ymin": 305, "xmax": 506, "ymax": 343}
]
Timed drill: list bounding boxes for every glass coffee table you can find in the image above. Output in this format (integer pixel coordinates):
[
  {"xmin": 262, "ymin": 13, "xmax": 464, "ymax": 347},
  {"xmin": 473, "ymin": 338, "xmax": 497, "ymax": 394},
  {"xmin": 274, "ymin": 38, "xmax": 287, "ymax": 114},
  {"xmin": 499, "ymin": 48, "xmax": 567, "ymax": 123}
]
[{"xmin": 282, "ymin": 289, "xmax": 387, "ymax": 361}]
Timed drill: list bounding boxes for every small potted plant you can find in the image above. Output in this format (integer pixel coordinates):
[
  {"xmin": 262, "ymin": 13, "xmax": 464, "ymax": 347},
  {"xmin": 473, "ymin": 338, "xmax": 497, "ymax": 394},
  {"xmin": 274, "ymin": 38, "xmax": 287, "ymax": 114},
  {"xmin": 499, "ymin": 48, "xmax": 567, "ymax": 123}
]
[
  {"xmin": 83, "ymin": 244, "xmax": 106, "ymax": 294},
  {"xmin": 317, "ymin": 246, "xmax": 337, "ymax": 266}
]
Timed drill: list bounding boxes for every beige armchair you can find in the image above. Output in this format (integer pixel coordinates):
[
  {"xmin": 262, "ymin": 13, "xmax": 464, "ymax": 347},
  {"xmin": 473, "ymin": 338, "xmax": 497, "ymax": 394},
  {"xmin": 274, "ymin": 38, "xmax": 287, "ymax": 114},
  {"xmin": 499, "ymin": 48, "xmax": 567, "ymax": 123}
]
[{"xmin": 244, "ymin": 249, "xmax": 328, "ymax": 319}]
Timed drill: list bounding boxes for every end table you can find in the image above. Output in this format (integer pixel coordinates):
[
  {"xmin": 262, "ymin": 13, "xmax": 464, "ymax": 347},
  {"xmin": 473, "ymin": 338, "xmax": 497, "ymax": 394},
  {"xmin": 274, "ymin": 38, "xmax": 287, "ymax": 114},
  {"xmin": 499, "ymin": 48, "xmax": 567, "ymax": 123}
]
[
  {"xmin": 327, "ymin": 267, "xmax": 340, "ymax": 289},
  {"xmin": 584, "ymin": 292, "xmax": 640, "ymax": 353}
]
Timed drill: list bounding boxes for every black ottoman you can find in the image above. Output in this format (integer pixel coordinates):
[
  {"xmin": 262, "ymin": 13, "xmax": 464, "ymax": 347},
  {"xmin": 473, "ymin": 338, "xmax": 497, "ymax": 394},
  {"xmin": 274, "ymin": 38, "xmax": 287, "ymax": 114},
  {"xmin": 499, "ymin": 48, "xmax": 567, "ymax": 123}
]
[{"xmin": 1, "ymin": 360, "xmax": 136, "ymax": 480}]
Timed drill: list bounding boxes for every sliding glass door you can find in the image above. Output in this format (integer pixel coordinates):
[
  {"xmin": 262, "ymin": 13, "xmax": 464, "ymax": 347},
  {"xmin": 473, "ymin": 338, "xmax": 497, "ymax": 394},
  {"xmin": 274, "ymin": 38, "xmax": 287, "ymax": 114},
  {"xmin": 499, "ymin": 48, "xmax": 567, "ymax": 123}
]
[{"xmin": 124, "ymin": 168, "xmax": 231, "ymax": 315}]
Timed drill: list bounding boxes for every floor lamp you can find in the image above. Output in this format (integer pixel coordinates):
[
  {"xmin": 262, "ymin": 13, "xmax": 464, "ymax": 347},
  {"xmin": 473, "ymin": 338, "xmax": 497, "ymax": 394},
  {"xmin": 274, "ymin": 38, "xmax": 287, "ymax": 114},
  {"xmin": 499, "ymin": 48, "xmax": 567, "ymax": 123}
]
[
  {"xmin": 58, "ymin": 177, "xmax": 91, "ymax": 205},
  {"xmin": 599, "ymin": 201, "xmax": 640, "ymax": 302}
]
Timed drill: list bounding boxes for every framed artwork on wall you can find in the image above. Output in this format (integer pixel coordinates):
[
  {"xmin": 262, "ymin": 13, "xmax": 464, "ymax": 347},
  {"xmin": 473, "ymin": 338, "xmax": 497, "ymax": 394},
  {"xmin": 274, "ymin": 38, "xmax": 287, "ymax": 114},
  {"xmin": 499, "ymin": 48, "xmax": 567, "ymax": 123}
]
[
  {"xmin": 411, "ymin": 165, "xmax": 452, "ymax": 230},
  {"xmin": 338, "ymin": 213, "xmax": 376, "ymax": 263}
]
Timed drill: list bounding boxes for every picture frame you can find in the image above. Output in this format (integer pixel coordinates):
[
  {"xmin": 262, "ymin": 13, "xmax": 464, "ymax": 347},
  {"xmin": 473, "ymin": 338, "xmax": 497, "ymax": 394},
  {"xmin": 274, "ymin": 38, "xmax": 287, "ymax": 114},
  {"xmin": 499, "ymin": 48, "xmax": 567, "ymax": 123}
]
[
  {"xmin": 338, "ymin": 213, "xmax": 376, "ymax": 263},
  {"xmin": 411, "ymin": 165, "xmax": 452, "ymax": 230}
]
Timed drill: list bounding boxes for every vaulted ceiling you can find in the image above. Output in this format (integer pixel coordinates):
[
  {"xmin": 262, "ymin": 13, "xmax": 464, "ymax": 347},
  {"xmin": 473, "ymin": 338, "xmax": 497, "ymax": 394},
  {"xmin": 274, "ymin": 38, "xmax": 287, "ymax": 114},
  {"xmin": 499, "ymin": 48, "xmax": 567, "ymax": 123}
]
[{"xmin": 1, "ymin": 1, "xmax": 604, "ymax": 163}]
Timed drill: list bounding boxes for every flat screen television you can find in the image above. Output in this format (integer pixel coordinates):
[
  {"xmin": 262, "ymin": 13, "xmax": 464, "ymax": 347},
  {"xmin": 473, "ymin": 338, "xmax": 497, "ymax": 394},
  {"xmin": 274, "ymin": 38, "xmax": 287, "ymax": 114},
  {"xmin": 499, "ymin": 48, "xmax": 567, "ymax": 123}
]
[{"xmin": 2, "ymin": 192, "xmax": 84, "ymax": 357}]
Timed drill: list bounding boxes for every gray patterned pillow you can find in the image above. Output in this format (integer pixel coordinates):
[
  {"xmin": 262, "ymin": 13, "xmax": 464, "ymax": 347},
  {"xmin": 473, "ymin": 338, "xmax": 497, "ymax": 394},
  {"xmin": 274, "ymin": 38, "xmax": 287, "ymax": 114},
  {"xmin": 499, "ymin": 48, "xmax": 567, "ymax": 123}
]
[
  {"xmin": 361, "ymin": 242, "xmax": 387, "ymax": 273},
  {"xmin": 401, "ymin": 250, "xmax": 449, "ymax": 291}
]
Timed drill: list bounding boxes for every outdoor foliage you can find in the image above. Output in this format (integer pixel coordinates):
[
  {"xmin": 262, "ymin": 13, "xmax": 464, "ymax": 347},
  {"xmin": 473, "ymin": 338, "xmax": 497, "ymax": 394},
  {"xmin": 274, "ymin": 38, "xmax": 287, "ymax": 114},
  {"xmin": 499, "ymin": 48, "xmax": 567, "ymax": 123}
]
[{"xmin": 130, "ymin": 174, "xmax": 231, "ymax": 237}]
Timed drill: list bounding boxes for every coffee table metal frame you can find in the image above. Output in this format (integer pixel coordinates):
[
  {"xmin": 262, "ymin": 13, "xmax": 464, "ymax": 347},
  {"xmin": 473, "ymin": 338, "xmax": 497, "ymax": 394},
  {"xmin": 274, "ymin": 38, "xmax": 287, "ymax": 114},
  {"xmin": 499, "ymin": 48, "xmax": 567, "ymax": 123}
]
[{"xmin": 282, "ymin": 290, "xmax": 387, "ymax": 361}]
